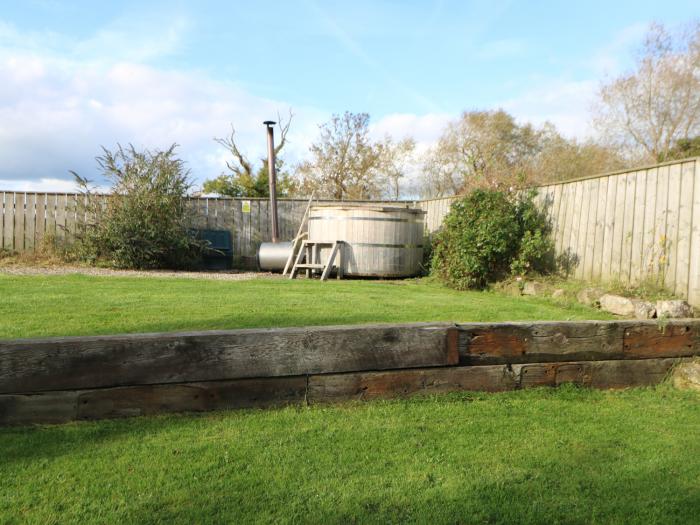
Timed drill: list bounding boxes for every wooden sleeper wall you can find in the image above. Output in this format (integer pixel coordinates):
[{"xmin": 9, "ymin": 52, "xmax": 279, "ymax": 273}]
[{"xmin": 1, "ymin": 320, "xmax": 698, "ymax": 425}]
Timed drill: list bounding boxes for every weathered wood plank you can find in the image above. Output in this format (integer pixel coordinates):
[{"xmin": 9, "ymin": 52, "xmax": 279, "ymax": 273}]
[
  {"xmin": 688, "ymin": 160, "xmax": 700, "ymax": 306},
  {"xmin": 623, "ymin": 322, "xmax": 699, "ymax": 358},
  {"xmin": 2, "ymin": 356, "xmax": 682, "ymax": 425},
  {"xmin": 310, "ymin": 357, "xmax": 683, "ymax": 404},
  {"xmin": 308, "ymin": 366, "xmax": 518, "ymax": 403},
  {"xmin": 665, "ymin": 163, "xmax": 682, "ymax": 290},
  {"xmin": 44, "ymin": 193, "xmax": 57, "ymax": 245},
  {"xmin": 76, "ymin": 377, "xmax": 307, "ymax": 420},
  {"xmin": 0, "ymin": 390, "xmax": 79, "ymax": 425},
  {"xmin": 641, "ymin": 167, "xmax": 658, "ymax": 279},
  {"xmin": 574, "ymin": 180, "xmax": 591, "ymax": 279},
  {"xmin": 620, "ymin": 172, "xmax": 637, "ymax": 283},
  {"xmin": 1, "ymin": 192, "xmax": 13, "ymax": 250},
  {"xmin": 0, "ymin": 323, "xmax": 456, "ymax": 394},
  {"xmin": 654, "ymin": 165, "xmax": 670, "ymax": 282},
  {"xmin": 583, "ymin": 179, "xmax": 599, "ymax": 280},
  {"xmin": 601, "ymin": 175, "xmax": 618, "ymax": 280},
  {"xmin": 561, "ymin": 182, "xmax": 576, "ymax": 266},
  {"xmin": 457, "ymin": 320, "xmax": 700, "ymax": 365},
  {"xmin": 513, "ymin": 357, "xmax": 680, "ymax": 389},
  {"xmin": 54, "ymin": 194, "xmax": 67, "ymax": 245},
  {"xmin": 674, "ymin": 162, "xmax": 694, "ymax": 296},
  {"xmin": 0, "ymin": 376, "xmax": 307, "ymax": 425},
  {"xmin": 13, "ymin": 193, "xmax": 25, "ymax": 251},
  {"xmin": 24, "ymin": 192, "xmax": 36, "ymax": 251},
  {"xmin": 611, "ymin": 174, "xmax": 628, "ymax": 280},
  {"xmin": 457, "ymin": 322, "xmax": 624, "ymax": 364},
  {"xmin": 592, "ymin": 177, "xmax": 608, "ymax": 280},
  {"xmin": 630, "ymin": 170, "xmax": 647, "ymax": 283},
  {"xmin": 34, "ymin": 193, "xmax": 47, "ymax": 249}
]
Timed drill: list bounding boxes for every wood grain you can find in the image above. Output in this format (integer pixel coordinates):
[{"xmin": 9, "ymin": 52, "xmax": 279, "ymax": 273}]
[
  {"xmin": 0, "ymin": 323, "xmax": 455, "ymax": 394},
  {"xmin": 457, "ymin": 320, "xmax": 700, "ymax": 364}
]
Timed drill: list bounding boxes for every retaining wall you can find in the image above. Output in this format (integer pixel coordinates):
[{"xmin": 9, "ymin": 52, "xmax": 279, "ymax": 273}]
[{"xmin": 1, "ymin": 320, "xmax": 697, "ymax": 425}]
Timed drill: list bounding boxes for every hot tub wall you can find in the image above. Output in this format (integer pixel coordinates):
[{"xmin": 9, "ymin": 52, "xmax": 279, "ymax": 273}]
[{"xmin": 308, "ymin": 205, "xmax": 426, "ymax": 277}]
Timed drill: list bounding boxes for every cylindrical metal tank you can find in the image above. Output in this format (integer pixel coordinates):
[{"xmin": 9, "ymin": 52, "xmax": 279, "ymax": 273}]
[
  {"xmin": 258, "ymin": 241, "xmax": 293, "ymax": 271},
  {"xmin": 308, "ymin": 205, "xmax": 426, "ymax": 277}
]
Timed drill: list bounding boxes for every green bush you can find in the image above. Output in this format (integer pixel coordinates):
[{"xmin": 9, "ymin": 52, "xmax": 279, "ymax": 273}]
[
  {"xmin": 72, "ymin": 144, "xmax": 206, "ymax": 270},
  {"xmin": 431, "ymin": 189, "xmax": 554, "ymax": 289}
]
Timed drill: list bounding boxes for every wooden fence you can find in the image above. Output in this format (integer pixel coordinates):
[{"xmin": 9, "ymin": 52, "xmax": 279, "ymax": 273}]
[
  {"xmin": 2, "ymin": 157, "xmax": 700, "ymax": 304},
  {"xmin": 1, "ymin": 320, "xmax": 697, "ymax": 425},
  {"xmin": 0, "ymin": 194, "xmax": 412, "ymax": 265},
  {"xmin": 417, "ymin": 158, "xmax": 700, "ymax": 306}
]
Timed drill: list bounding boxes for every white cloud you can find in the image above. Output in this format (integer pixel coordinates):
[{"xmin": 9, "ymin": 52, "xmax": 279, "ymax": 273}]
[
  {"xmin": 499, "ymin": 78, "xmax": 599, "ymax": 139},
  {"xmin": 0, "ymin": 20, "xmax": 326, "ymax": 191},
  {"xmin": 371, "ymin": 113, "xmax": 449, "ymax": 142},
  {"xmin": 0, "ymin": 177, "xmax": 80, "ymax": 192}
]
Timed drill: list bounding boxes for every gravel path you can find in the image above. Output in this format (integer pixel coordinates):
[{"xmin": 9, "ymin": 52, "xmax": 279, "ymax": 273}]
[{"xmin": 0, "ymin": 265, "xmax": 280, "ymax": 281}]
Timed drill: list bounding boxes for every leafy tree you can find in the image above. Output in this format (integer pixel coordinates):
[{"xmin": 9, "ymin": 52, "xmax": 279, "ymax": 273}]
[
  {"xmin": 71, "ymin": 144, "xmax": 206, "ymax": 269},
  {"xmin": 203, "ymin": 111, "xmax": 298, "ymax": 197},
  {"xmin": 421, "ymin": 110, "xmax": 542, "ymax": 197},
  {"xmin": 421, "ymin": 110, "xmax": 626, "ymax": 197},
  {"xmin": 659, "ymin": 135, "xmax": 700, "ymax": 162},
  {"xmin": 533, "ymin": 124, "xmax": 626, "ymax": 182},
  {"xmin": 296, "ymin": 111, "xmax": 415, "ymax": 199},
  {"xmin": 594, "ymin": 22, "xmax": 700, "ymax": 162}
]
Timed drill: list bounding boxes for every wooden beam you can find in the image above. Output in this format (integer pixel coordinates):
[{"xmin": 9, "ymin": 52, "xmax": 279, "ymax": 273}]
[
  {"xmin": 308, "ymin": 357, "xmax": 683, "ymax": 404},
  {"xmin": 0, "ymin": 377, "xmax": 307, "ymax": 425},
  {"xmin": 457, "ymin": 320, "xmax": 700, "ymax": 365},
  {"xmin": 0, "ymin": 358, "xmax": 685, "ymax": 425},
  {"xmin": 0, "ymin": 323, "xmax": 456, "ymax": 394}
]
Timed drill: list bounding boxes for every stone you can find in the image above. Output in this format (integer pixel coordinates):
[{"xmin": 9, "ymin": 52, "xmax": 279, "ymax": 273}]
[
  {"xmin": 671, "ymin": 361, "xmax": 700, "ymax": 392},
  {"xmin": 656, "ymin": 300, "xmax": 694, "ymax": 319},
  {"xmin": 522, "ymin": 281, "xmax": 545, "ymax": 296},
  {"xmin": 551, "ymin": 288, "xmax": 566, "ymax": 300},
  {"xmin": 577, "ymin": 287, "xmax": 605, "ymax": 307},
  {"xmin": 501, "ymin": 282, "xmax": 522, "ymax": 296},
  {"xmin": 632, "ymin": 300, "xmax": 656, "ymax": 320},
  {"xmin": 599, "ymin": 294, "xmax": 636, "ymax": 316}
]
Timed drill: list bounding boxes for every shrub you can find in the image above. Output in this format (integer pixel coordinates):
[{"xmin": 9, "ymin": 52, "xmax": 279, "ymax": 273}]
[
  {"xmin": 72, "ymin": 144, "xmax": 206, "ymax": 270},
  {"xmin": 431, "ymin": 189, "xmax": 554, "ymax": 289}
]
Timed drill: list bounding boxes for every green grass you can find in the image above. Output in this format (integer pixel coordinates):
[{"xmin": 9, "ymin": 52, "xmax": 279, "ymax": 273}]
[
  {"xmin": 0, "ymin": 275, "xmax": 612, "ymax": 339},
  {"xmin": 2, "ymin": 386, "xmax": 698, "ymax": 524}
]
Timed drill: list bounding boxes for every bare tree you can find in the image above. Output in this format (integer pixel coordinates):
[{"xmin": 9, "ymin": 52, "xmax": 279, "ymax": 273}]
[
  {"xmin": 296, "ymin": 112, "xmax": 414, "ymax": 200},
  {"xmin": 532, "ymin": 124, "xmax": 626, "ymax": 183},
  {"xmin": 203, "ymin": 109, "xmax": 297, "ymax": 197},
  {"xmin": 594, "ymin": 22, "xmax": 700, "ymax": 162},
  {"xmin": 377, "ymin": 136, "xmax": 416, "ymax": 200}
]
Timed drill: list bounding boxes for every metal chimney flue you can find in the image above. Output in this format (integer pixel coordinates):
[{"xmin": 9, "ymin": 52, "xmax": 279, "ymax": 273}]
[{"xmin": 264, "ymin": 120, "xmax": 279, "ymax": 243}]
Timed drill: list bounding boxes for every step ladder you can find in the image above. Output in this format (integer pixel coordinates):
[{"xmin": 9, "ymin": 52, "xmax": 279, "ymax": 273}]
[
  {"xmin": 282, "ymin": 193, "xmax": 314, "ymax": 276},
  {"xmin": 289, "ymin": 240, "xmax": 344, "ymax": 281}
]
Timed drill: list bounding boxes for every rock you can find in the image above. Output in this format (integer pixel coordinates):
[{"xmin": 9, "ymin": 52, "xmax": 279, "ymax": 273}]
[
  {"xmin": 656, "ymin": 300, "xmax": 694, "ymax": 318},
  {"xmin": 599, "ymin": 294, "xmax": 636, "ymax": 316},
  {"xmin": 671, "ymin": 361, "xmax": 700, "ymax": 392},
  {"xmin": 632, "ymin": 300, "xmax": 656, "ymax": 320},
  {"xmin": 522, "ymin": 281, "xmax": 545, "ymax": 296},
  {"xmin": 577, "ymin": 287, "xmax": 605, "ymax": 307},
  {"xmin": 551, "ymin": 288, "xmax": 566, "ymax": 300},
  {"xmin": 501, "ymin": 282, "xmax": 522, "ymax": 296}
]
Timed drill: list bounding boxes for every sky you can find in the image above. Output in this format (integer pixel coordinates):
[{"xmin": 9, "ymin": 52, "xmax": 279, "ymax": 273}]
[{"xmin": 0, "ymin": 0, "xmax": 697, "ymax": 193}]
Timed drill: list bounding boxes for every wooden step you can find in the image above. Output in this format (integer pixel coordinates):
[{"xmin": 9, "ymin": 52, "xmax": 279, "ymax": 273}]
[{"xmin": 294, "ymin": 264, "xmax": 326, "ymax": 270}]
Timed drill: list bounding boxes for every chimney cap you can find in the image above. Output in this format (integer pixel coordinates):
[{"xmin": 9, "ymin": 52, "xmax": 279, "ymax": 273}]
[{"xmin": 263, "ymin": 120, "xmax": 276, "ymax": 126}]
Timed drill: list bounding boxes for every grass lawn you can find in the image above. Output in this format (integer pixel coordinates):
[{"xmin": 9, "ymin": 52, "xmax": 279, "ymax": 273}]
[
  {"xmin": 0, "ymin": 274, "xmax": 612, "ymax": 339},
  {"xmin": 1, "ymin": 386, "xmax": 698, "ymax": 524}
]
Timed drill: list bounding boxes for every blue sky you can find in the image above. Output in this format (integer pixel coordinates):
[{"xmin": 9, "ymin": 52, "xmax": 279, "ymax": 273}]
[{"xmin": 0, "ymin": 0, "xmax": 697, "ymax": 193}]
